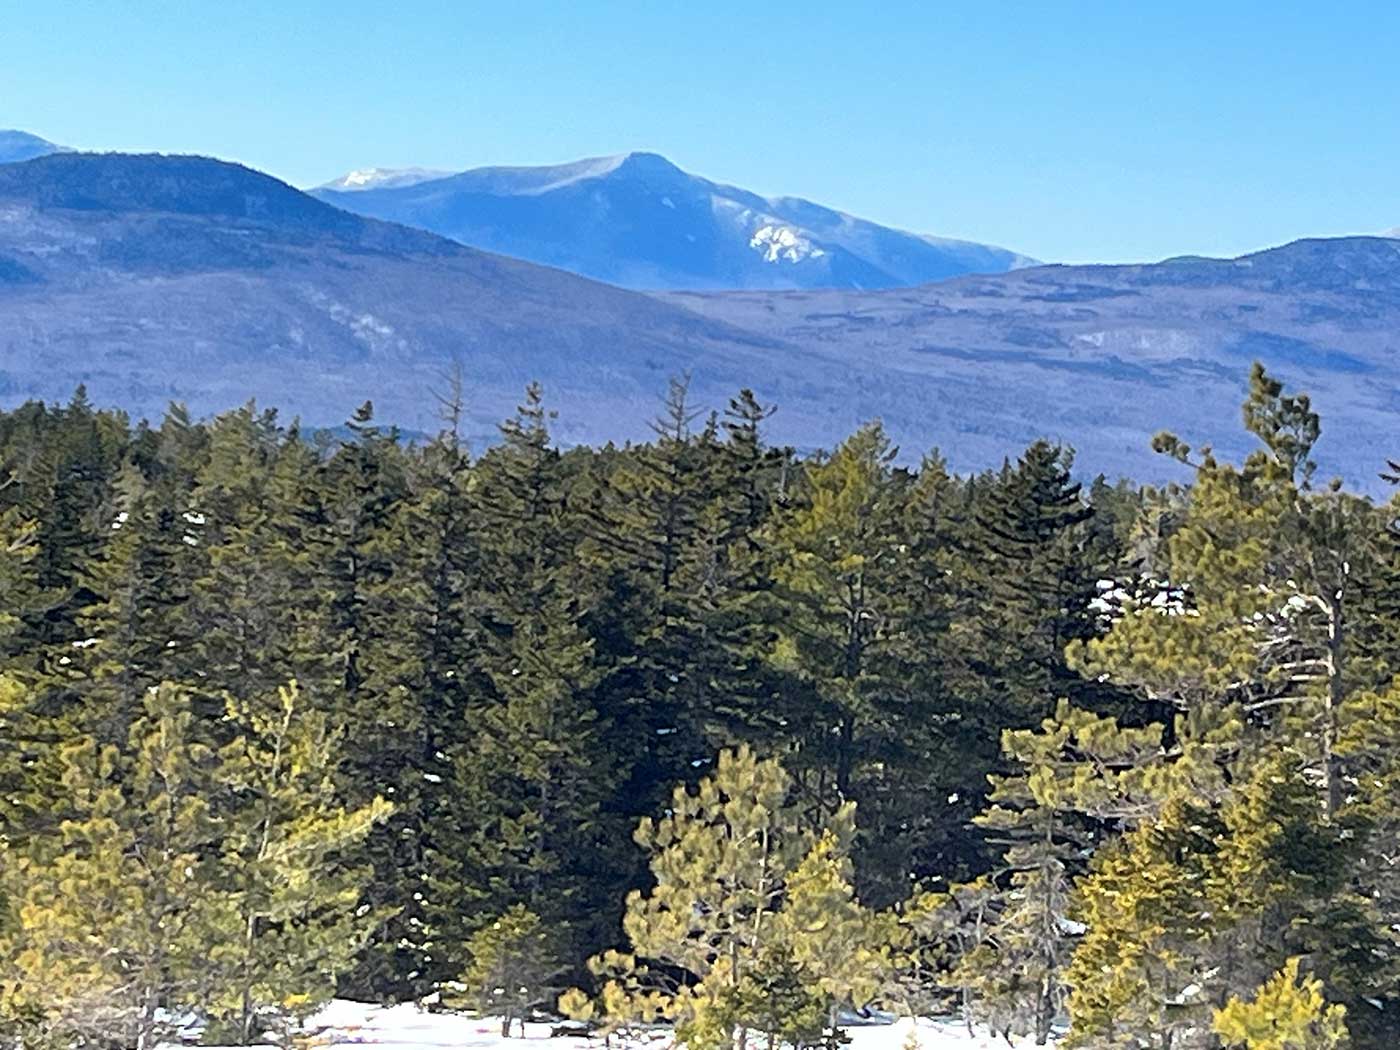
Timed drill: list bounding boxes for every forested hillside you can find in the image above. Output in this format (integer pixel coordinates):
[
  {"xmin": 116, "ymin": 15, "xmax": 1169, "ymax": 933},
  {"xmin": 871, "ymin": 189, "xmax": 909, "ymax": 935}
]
[{"xmin": 2, "ymin": 365, "xmax": 1399, "ymax": 1048}]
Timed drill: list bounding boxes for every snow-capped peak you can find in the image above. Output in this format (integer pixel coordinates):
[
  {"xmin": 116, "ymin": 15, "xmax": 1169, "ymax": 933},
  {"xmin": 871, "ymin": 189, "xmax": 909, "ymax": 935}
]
[{"xmin": 318, "ymin": 167, "xmax": 450, "ymax": 192}]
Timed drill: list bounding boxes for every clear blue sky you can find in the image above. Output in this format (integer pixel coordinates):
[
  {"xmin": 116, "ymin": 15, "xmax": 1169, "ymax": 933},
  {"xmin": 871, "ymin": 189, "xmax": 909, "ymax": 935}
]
[{"xmin": 3, "ymin": 1, "xmax": 1397, "ymax": 263}]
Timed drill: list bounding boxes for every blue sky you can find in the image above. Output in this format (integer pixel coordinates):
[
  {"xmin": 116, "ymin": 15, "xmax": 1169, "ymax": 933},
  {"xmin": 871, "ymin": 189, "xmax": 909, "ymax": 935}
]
[{"xmin": 3, "ymin": 1, "xmax": 1397, "ymax": 263}]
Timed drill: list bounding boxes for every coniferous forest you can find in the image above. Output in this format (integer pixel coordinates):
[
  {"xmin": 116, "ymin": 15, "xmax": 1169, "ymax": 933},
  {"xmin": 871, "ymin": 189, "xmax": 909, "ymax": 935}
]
[{"xmin": 3, "ymin": 364, "xmax": 1399, "ymax": 1049}]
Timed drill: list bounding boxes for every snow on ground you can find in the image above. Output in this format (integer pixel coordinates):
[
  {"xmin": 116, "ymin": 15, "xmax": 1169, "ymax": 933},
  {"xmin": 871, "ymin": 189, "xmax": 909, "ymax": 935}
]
[{"xmin": 273, "ymin": 1000, "xmax": 1046, "ymax": 1050}]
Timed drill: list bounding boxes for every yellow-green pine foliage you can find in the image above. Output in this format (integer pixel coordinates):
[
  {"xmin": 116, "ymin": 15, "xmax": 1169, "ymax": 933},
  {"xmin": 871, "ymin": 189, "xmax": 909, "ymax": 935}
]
[
  {"xmin": 962, "ymin": 700, "xmax": 1182, "ymax": 1044},
  {"xmin": 580, "ymin": 746, "xmax": 868, "ymax": 1050},
  {"xmin": 1065, "ymin": 796, "xmax": 1223, "ymax": 1049},
  {"xmin": 780, "ymin": 828, "xmax": 886, "ymax": 1010},
  {"xmin": 1214, "ymin": 958, "xmax": 1348, "ymax": 1050},
  {"xmin": 0, "ymin": 684, "xmax": 223, "ymax": 1050},
  {"xmin": 455, "ymin": 905, "xmax": 563, "ymax": 1038},
  {"xmin": 1072, "ymin": 364, "xmax": 1379, "ymax": 818},
  {"xmin": 209, "ymin": 680, "xmax": 393, "ymax": 1045}
]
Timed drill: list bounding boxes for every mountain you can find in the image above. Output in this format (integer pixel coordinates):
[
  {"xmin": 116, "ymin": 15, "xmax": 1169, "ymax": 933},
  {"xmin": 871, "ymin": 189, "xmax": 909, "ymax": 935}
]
[
  {"xmin": 0, "ymin": 151, "xmax": 842, "ymax": 448},
  {"xmin": 661, "ymin": 236, "xmax": 1400, "ymax": 489},
  {"xmin": 319, "ymin": 167, "xmax": 453, "ymax": 191},
  {"xmin": 0, "ymin": 130, "xmax": 67, "ymax": 165},
  {"xmin": 3, "ymin": 151, "xmax": 1400, "ymax": 489},
  {"xmin": 312, "ymin": 151, "xmax": 1034, "ymax": 291}
]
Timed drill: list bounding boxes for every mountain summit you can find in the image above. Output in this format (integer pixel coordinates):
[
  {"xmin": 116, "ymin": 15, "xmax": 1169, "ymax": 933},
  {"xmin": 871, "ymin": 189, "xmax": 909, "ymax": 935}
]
[
  {"xmin": 0, "ymin": 130, "xmax": 68, "ymax": 165},
  {"xmin": 312, "ymin": 151, "xmax": 1034, "ymax": 291}
]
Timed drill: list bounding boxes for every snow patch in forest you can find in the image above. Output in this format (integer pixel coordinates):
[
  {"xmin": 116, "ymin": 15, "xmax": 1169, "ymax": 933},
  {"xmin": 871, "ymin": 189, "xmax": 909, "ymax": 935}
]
[{"xmin": 188, "ymin": 1000, "xmax": 1050, "ymax": 1050}]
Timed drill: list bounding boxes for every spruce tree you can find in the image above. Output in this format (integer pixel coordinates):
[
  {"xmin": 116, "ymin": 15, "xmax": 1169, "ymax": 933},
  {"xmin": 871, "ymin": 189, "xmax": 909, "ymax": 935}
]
[
  {"xmin": 436, "ymin": 385, "xmax": 616, "ymax": 970},
  {"xmin": 958, "ymin": 440, "xmax": 1102, "ymax": 722},
  {"xmin": 580, "ymin": 376, "xmax": 720, "ymax": 818}
]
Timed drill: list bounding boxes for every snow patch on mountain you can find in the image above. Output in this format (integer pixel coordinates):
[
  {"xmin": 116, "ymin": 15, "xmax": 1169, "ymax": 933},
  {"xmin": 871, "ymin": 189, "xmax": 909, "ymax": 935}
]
[
  {"xmin": 750, "ymin": 224, "xmax": 827, "ymax": 263},
  {"xmin": 319, "ymin": 167, "xmax": 451, "ymax": 192}
]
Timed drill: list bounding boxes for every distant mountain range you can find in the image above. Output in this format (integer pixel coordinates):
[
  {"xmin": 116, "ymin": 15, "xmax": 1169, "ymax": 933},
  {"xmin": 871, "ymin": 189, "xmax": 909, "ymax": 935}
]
[
  {"xmin": 662, "ymin": 236, "xmax": 1400, "ymax": 488},
  {"xmin": 0, "ymin": 150, "xmax": 840, "ymax": 451},
  {"xmin": 311, "ymin": 152, "xmax": 1035, "ymax": 291},
  {"xmin": 2, "ymin": 141, "xmax": 1400, "ymax": 487}
]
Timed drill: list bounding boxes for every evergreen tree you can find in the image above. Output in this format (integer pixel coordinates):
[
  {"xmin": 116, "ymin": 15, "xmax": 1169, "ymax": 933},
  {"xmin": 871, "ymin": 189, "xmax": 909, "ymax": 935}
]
[
  {"xmin": 768, "ymin": 422, "xmax": 916, "ymax": 826},
  {"xmin": 962, "ymin": 701, "xmax": 1191, "ymax": 1045},
  {"xmin": 1214, "ymin": 959, "xmax": 1349, "ymax": 1050},
  {"xmin": 1074, "ymin": 365, "xmax": 1382, "ymax": 818},
  {"xmin": 210, "ymin": 681, "xmax": 393, "ymax": 1044},
  {"xmin": 580, "ymin": 376, "xmax": 722, "ymax": 817},
  {"xmin": 0, "ymin": 473, "xmax": 40, "ymax": 666},
  {"xmin": 959, "ymin": 440, "xmax": 1103, "ymax": 721},
  {"xmin": 60, "ymin": 412, "xmax": 208, "ymax": 746},
  {"xmin": 436, "ymin": 386, "xmax": 615, "ymax": 969},
  {"xmin": 452, "ymin": 905, "xmax": 565, "ymax": 1037},
  {"xmin": 1066, "ymin": 795, "xmax": 1225, "ymax": 1049},
  {"xmin": 180, "ymin": 405, "xmax": 336, "ymax": 709},
  {"xmin": 579, "ymin": 746, "xmax": 865, "ymax": 1050},
  {"xmin": 0, "ymin": 685, "xmax": 224, "ymax": 1050}
]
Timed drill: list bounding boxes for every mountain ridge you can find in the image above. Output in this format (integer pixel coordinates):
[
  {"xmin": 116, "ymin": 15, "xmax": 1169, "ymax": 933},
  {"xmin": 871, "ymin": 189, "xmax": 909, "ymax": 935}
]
[
  {"xmin": 2, "ymin": 149, "xmax": 1400, "ymax": 489},
  {"xmin": 0, "ymin": 150, "xmax": 825, "ymax": 451},
  {"xmin": 312, "ymin": 150, "xmax": 1034, "ymax": 291}
]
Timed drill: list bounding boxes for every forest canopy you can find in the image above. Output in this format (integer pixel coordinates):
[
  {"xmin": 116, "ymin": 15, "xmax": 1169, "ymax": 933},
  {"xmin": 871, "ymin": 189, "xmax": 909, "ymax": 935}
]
[{"xmin": 3, "ymin": 365, "xmax": 1400, "ymax": 1049}]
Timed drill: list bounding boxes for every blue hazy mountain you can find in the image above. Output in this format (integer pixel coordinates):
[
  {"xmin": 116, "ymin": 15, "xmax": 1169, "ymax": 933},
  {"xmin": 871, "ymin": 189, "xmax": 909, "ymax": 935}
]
[
  {"xmin": 3, "ymin": 150, "xmax": 1400, "ymax": 488},
  {"xmin": 662, "ymin": 235, "xmax": 1400, "ymax": 490},
  {"xmin": 0, "ymin": 130, "xmax": 67, "ymax": 165},
  {"xmin": 312, "ymin": 152, "xmax": 1035, "ymax": 291},
  {"xmin": 0, "ymin": 151, "xmax": 838, "ymax": 450}
]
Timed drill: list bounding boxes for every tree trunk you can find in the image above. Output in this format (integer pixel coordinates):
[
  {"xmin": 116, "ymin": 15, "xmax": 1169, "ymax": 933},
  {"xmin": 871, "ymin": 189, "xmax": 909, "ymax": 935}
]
[
  {"xmin": 135, "ymin": 983, "xmax": 158, "ymax": 1050},
  {"xmin": 1323, "ymin": 590, "xmax": 1345, "ymax": 819}
]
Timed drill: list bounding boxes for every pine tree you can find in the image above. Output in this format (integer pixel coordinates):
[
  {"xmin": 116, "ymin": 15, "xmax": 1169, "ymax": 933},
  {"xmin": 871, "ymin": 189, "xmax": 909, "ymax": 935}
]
[
  {"xmin": 780, "ymin": 829, "xmax": 887, "ymax": 1022},
  {"xmin": 1074, "ymin": 365, "xmax": 1382, "ymax": 818},
  {"xmin": 580, "ymin": 746, "xmax": 859, "ymax": 1050},
  {"xmin": 1065, "ymin": 795, "xmax": 1225, "ymax": 1049},
  {"xmin": 209, "ymin": 681, "xmax": 393, "ymax": 1044},
  {"xmin": 0, "ymin": 684, "xmax": 224, "ymax": 1050},
  {"xmin": 452, "ymin": 905, "xmax": 565, "ymax": 1037},
  {"xmin": 768, "ymin": 422, "xmax": 915, "ymax": 821},
  {"xmin": 962, "ymin": 702, "xmax": 1183, "ymax": 1045},
  {"xmin": 1214, "ymin": 959, "xmax": 1349, "ymax": 1050}
]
